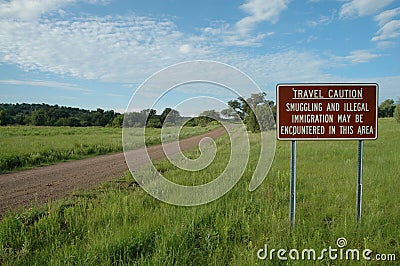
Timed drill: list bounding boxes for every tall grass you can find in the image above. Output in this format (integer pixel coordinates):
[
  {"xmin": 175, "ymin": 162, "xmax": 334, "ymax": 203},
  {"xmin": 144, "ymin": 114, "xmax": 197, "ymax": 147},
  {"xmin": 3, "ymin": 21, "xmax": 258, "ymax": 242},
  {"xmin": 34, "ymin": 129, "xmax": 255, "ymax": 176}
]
[
  {"xmin": 0, "ymin": 125, "xmax": 218, "ymax": 173},
  {"xmin": 0, "ymin": 119, "xmax": 399, "ymax": 265}
]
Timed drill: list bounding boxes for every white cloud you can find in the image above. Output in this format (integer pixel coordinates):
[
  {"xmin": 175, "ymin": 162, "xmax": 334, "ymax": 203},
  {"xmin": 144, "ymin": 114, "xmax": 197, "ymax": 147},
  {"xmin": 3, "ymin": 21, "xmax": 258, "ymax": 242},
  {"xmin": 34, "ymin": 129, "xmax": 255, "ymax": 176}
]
[
  {"xmin": 0, "ymin": 0, "xmax": 107, "ymax": 20},
  {"xmin": 334, "ymin": 50, "xmax": 381, "ymax": 64},
  {"xmin": 307, "ymin": 15, "xmax": 332, "ymax": 28},
  {"xmin": 199, "ymin": 22, "xmax": 272, "ymax": 47},
  {"xmin": 0, "ymin": 11, "xmax": 385, "ymax": 89},
  {"xmin": 179, "ymin": 44, "xmax": 192, "ymax": 54},
  {"xmin": 236, "ymin": 0, "xmax": 291, "ymax": 34},
  {"xmin": 372, "ymin": 20, "xmax": 400, "ymax": 41},
  {"xmin": 338, "ymin": 2, "xmax": 400, "ymax": 49},
  {"xmin": 374, "ymin": 7, "xmax": 400, "ymax": 26},
  {"xmin": 376, "ymin": 40, "xmax": 395, "ymax": 49},
  {"xmin": 222, "ymin": 50, "xmax": 332, "ymax": 85},
  {"xmin": 197, "ymin": 0, "xmax": 286, "ymax": 47},
  {"xmin": 0, "ymin": 79, "xmax": 92, "ymax": 92},
  {"xmin": 0, "ymin": 15, "xmax": 211, "ymax": 82},
  {"xmin": 339, "ymin": 0, "xmax": 394, "ymax": 19},
  {"xmin": 0, "ymin": 0, "xmax": 70, "ymax": 20},
  {"xmin": 337, "ymin": 1, "xmax": 400, "ymax": 49}
]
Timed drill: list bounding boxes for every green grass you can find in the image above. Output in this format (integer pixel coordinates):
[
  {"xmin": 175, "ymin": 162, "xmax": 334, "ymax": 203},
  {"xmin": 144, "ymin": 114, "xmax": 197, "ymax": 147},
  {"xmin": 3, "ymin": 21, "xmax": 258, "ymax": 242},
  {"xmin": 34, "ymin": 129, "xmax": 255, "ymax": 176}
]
[
  {"xmin": 0, "ymin": 118, "xmax": 399, "ymax": 265},
  {"xmin": 0, "ymin": 125, "xmax": 219, "ymax": 173}
]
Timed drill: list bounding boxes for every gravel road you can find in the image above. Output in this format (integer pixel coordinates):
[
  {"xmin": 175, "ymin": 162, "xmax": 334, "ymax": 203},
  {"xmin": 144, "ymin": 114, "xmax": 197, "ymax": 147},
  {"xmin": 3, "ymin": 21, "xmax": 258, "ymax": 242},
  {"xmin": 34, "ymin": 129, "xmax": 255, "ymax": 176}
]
[{"xmin": 0, "ymin": 127, "xmax": 227, "ymax": 216}]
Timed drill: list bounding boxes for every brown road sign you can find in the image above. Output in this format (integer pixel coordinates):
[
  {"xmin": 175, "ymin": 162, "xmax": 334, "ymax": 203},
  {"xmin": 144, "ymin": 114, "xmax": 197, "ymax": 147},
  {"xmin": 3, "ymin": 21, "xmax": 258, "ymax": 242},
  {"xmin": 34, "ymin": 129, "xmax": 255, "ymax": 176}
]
[{"xmin": 277, "ymin": 83, "xmax": 378, "ymax": 140}]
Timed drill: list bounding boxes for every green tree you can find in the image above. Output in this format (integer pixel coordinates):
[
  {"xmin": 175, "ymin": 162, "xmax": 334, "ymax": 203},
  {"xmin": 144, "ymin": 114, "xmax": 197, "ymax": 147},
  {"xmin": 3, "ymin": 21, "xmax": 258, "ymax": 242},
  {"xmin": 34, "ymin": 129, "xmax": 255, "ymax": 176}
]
[
  {"xmin": 112, "ymin": 114, "xmax": 124, "ymax": 127},
  {"xmin": 146, "ymin": 117, "xmax": 162, "ymax": 128},
  {"xmin": 222, "ymin": 92, "xmax": 274, "ymax": 132},
  {"xmin": 14, "ymin": 114, "xmax": 24, "ymax": 125},
  {"xmin": 0, "ymin": 103, "xmax": 120, "ymax": 127},
  {"xmin": 221, "ymin": 108, "xmax": 238, "ymax": 120},
  {"xmin": 378, "ymin": 99, "xmax": 396, "ymax": 117},
  {"xmin": 124, "ymin": 112, "xmax": 146, "ymax": 127},
  {"xmin": 66, "ymin": 117, "xmax": 81, "ymax": 127},
  {"xmin": 255, "ymin": 104, "xmax": 275, "ymax": 130},
  {"xmin": 195, "ymin": 116, "xmax": 214, "ymax": 127},
  {"xmin": 227, "ymin": 99, "xmax": 244, "ymax": 119},
  {"xmin": 30, "ymin": 109, "xmax": 48, "ymax": 126},
  {"xmin": 160, "ymin": 108, "xmax": 172, "ymax": 124},
  {"xmin": 0, "ymin": 109, "xmax": 9, "ymax": 125},
  {"xmin": 160, "ymin": 108, "xmax": 180, "ymax": 125},
  {"xmin": 55, "ymin": 117, "xmax": 69, "ymax": 126},
  {"xmin": 184, "ymin": 117, "xmax": 197, "ymax": 127},
  {"xmin": 199, "ymin": 110, "xmax": 220, "ymax": 120},
  {"xmin": 141, "ymin": 109, "xmax": 157, "ymax": 119},
  {"xmin": 246, "ymin": 110, "xmax": 260, "ymax": 132},
  {"xmin": 166, "ymin": 109, "xmax": 180, "ymax": 124},
  {"xmin": 248, "ymin": 92, "xmax": 267, "ymax": 106},
  {"xmin": 101, "ymin": 110, "xmax": 115, "ymax": 126}
]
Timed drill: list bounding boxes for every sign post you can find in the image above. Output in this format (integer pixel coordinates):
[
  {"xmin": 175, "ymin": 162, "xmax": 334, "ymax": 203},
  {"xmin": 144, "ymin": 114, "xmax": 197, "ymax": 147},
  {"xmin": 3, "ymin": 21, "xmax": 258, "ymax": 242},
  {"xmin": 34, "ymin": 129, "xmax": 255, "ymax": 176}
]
[
  {"xmin": 276, "ymin": 83, "xmax": 378, "ymax": 227},
  {"xmin": 290, "ymin": 140, "xmax": 296, "ymax": 228},
  {"xmin": 356, "ymin": 140, "xmax": 363, "ymax": 224}
]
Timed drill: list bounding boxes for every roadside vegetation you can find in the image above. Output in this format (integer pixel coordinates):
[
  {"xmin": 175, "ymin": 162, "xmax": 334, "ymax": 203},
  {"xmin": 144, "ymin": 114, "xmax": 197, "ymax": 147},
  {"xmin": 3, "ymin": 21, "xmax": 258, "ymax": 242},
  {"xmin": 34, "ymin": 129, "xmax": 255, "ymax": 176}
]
[
  {"xmin": 0, "ymin": 118, "xmax": 398, "ymax": 265},
  {"xmin": 0, "ymin": 125, "xmax": 219, "ymax": 173}
]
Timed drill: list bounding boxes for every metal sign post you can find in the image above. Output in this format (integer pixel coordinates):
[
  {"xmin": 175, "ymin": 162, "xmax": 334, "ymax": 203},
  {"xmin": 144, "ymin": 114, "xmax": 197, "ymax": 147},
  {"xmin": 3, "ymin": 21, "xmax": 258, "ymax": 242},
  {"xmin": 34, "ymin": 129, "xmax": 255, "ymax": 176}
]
[
  {"xmin": 290, "ymin": 140, "xmax": 296, "ymax": 228},
  {"xmin": 276, "ymin": 83, "xmax": 378, "ymax": 226},
  {"xmin": 356, "ymin": 140, "xmax": 364, "ymax": 224}
]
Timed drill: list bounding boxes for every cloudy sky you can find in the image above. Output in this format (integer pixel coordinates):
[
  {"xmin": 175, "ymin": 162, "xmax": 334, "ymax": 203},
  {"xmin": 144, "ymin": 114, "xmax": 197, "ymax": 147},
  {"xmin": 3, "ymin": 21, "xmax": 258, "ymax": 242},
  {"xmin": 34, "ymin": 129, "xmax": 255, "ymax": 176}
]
[{"xmin": 0, "ymin": 0, "xmax": 399, "ymax": 113}]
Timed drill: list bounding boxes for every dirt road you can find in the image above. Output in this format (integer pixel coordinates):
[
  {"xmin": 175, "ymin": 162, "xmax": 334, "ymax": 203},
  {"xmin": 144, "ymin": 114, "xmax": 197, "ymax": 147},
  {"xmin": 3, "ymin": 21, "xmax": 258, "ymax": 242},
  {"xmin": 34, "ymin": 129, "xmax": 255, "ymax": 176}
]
[{"xmin": 0, "ymin": 127, "xmax": 227, "ymax": 216}]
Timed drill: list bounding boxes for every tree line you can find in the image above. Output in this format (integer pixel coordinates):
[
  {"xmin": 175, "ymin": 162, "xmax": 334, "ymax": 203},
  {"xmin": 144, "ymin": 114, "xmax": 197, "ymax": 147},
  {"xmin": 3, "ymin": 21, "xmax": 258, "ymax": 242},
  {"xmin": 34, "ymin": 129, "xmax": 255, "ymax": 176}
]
[
  {"xmin": 124, "ymin": 108, "xmax": 181, "ymax": 128},
  {"xmin": 0, "ymin": 103, "xmax": 212, "ymax": 128},
  {"xmin": 0, "ymin": 103, "xmax": 122, "ymax": 127},
  {"xmin": 0, "ymin": 94, "xmax": 276, "ymax": 130},
  {"xmin": 1, "ymin": 96, "xmax": 396, "ymax": 128},
  {"xmin": 0, "ymin": 103, "xmax": 186, "ymax": 128}
]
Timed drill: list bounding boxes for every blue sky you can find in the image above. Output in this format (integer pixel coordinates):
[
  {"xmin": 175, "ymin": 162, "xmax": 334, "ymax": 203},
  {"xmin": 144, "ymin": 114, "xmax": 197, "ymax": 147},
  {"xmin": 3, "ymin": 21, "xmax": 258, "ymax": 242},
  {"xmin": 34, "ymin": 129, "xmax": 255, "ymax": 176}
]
[{"xmin": 0, "ymin": 0, "xmax": 399, "ymax": 115}]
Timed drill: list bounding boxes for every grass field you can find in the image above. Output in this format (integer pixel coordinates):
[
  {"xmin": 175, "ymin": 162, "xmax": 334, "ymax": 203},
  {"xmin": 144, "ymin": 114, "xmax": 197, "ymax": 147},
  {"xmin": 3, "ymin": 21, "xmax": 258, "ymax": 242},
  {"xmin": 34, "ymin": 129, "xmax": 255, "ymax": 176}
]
[
  {"xmin": 0, "ymin": 125, "xmax": 218, "ymax": 173},
  {"xmin": 0, "ymin": 119, "xmax": 399, "ymax": 265}
]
